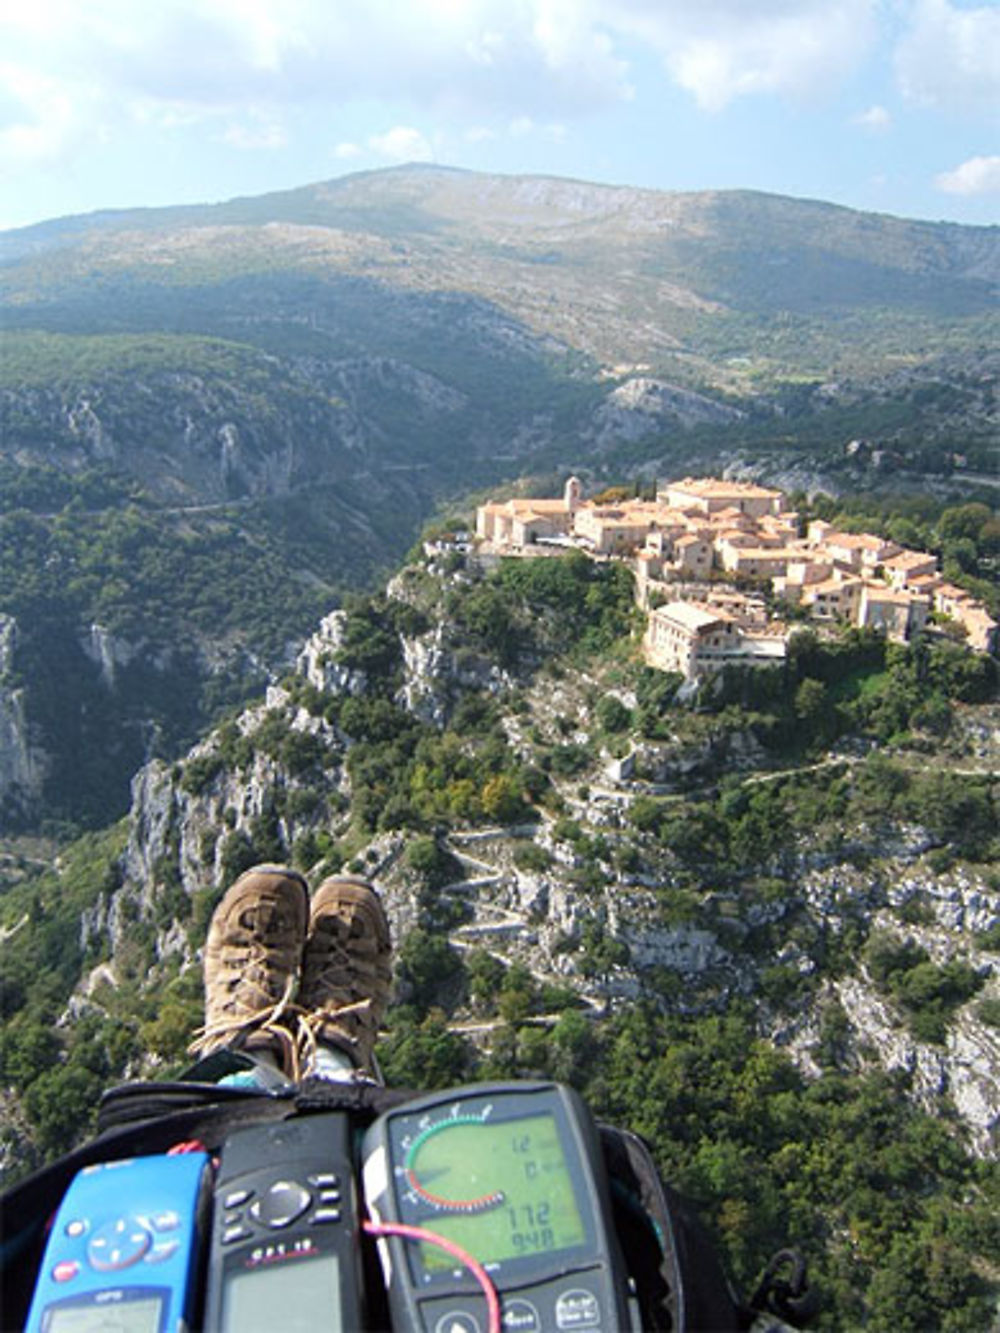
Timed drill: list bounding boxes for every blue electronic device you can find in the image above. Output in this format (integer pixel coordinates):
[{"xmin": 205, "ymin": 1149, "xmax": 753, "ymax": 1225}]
[{"xmin": 24, "ymin": 1151, "xmax": 211, "ymax": 1333}]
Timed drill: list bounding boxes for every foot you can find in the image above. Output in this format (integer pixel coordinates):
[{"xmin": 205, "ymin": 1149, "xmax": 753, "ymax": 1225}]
[
  {"xmin": 189, "ymin": 864, "xmax": 309, "ymax": 1076},
  {"xmin": 297, "ymin": 875, "xmax": 393, "ymax": 1077}
]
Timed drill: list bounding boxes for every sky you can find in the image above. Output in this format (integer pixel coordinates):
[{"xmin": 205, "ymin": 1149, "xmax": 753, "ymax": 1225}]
[{"xmin": 1, "ymin": 0, "xmax": 998, "ymax": 232}]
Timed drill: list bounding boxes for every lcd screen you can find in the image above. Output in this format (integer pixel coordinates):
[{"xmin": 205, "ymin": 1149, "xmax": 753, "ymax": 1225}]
[
  {"xmin": 221, "ymin": 1253, "xmax": 342, "ymax": 1333},
  {"xmin": 44, "ymin": 1292, "xmax": 164, "ymax": 1333},
  {"xmin": 405, "ymin": 1111, "xmax": 588, "ymax": 1270}
]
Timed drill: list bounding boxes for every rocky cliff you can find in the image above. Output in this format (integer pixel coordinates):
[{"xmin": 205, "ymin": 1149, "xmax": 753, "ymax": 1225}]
[
  {"xmin": 67, "ymin": 553, "xmax": 999, "ymax": 1155},
  {"xmin": 0, "ymin": 617, "xmax": 48, "ymax": 823}
]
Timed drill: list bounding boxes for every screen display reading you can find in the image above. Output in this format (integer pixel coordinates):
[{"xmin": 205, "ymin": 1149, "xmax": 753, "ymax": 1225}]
[
  {"xmin": 404, "ymin": 1111, "xmax": 588, "ymax": 1271},
  {"xmin": 221, "ymin": 1254, "xmax": 342, "ymax": 1333},
  {"xmin": 45, "ymin": 1293, "xmax": 164, "ymax": 1333}
]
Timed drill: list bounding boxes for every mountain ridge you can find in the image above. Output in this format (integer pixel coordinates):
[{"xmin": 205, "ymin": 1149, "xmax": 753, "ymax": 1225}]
[
  {"xmin": 5, "ymin": 163, "xmax": 999, "ymax": 249},
  {"xmin": 1, "ymin": 164, "xmax": 996, "ymax": 830}
]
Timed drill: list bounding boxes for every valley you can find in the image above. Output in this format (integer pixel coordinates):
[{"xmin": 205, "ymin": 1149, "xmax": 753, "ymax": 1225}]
[{"xmin": 0, "ymin": 166, "xmax": 997, "ymax": 1328}]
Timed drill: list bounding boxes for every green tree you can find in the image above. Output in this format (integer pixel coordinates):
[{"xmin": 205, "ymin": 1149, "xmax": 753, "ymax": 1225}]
[
  {"xmin": 596, "ymin": 694, "xmax": 631, "ymax": 734},
  {"xmin": 481, "ymin": 774, "xmax": 527, "ymax": 824},
  {"xmin": 397, "ymin": 930, "xmax": 465, "ymax": 1015}
]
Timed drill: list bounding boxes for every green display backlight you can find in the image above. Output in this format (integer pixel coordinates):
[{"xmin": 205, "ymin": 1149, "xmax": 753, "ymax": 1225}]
[{"xmin": 404, "ymin": 1112, "xmax": 587, "ymax": 1270}]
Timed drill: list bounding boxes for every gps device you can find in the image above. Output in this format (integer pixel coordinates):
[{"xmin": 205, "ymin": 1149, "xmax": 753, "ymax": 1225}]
[
  {"xmin": 362, "ymin": 1081, "xmax": 637, "ymax": 1333},
  {"xmin": 203, "ymin": 1112, "xmax": 364, "ymax": 1333},
  {"xmin": 24, "ymin": 1151, "xmax": 210, "ymax": 1333}
]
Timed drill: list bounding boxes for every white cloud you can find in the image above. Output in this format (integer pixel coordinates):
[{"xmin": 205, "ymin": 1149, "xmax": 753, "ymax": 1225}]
[
  {"xmin": 0, "ymin": 62, "xmax": 92, "ymax": 163},
  {"xmin": 0, "ymin": 0, "xmax": 631, "ymax": 176},
  {"xmin": 895, "ymin": 0, "xmax": 1000, "ymax": 114},
  {"xmin": 0, "ymin": 0, "xmax": 898, "ymax": 180},
  {"xmin": 601, "ymin": 0, "xmax": 878, "ymax": 111},
  {"xmin": 0, "ymin": 0, "xmax": 883, "ymax": 151},
  {"xmin": 368, "ymin": 125, "xmax": 434, "ymax": 163},
  {"xmin": 220, "ymin": 112, "xmax": 286, "ymax": 149},
  {"xmin": 935, "ymin": 154, "xmax": 1000, "ymax": 196},
  {"xmin": 333, "ymin": 141, "xmax": 362, "ymax": 160},
  {"xmin": 852, "ymin": 104, "xmax": 891, "ymax": 132}
]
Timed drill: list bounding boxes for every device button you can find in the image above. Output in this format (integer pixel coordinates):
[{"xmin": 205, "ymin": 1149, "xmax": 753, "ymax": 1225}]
[
  {"xmin": 52, "ymin": 1260, "xmax": 80, "ymax": 1283},
  {"xmin": 319, "ymin": 1188, "xmax": 341, "ymax": 1204},
  {"xmin": 554, "ymin": 1289, "xmax": 601, "ymax": 1329},
  {"xmin": 313, "ymin": 1208, "xmax": 342, "ymax": 1224},
  {"xmin": 502, "ymin": 1299, "xmax": 541, "ymax": 1332},
  {"xmin": 145, "ymin": 1240, "xmax": 180, "ymax": 1264},
  {"xmin": 64, "ymin": 1219, "xmax": 87, "ymax": 1239},
  {"xmin": 433, "ymin": 1312, "xmax": 481, "ymax": 1333},
  {"xmin": 88, "ymin": 1218, "xmax": 151, "ymax": 1271},
  {"xmin": 223, "ymin": 1224, "xmax": 253, "ymax": 1244},
  {"xmin": 250, "ymin": 1181, "xmax": 311, "ymax": 1229},
  {"xmin": 308, "ymin": 1173, "xmax": 339, "ymax": 1188},
  {"xmin": 150, "ymin": 1210, "xmax": 180, "ymax": 1232},
  {"xmin": 224, "ymin": 1188, "xmax": 252, "ymax": 1209}
]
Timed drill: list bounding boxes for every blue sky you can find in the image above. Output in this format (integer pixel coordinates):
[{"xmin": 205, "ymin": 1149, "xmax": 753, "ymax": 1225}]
[{"xmin": 1, "ymin": 0, "xmax": 998, "ymax": 232}]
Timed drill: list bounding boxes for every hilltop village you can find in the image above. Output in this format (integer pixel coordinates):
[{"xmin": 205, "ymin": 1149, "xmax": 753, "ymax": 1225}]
[{"xmin": 475, "ymin": 477, "xmax": 998, "ymax": 681}]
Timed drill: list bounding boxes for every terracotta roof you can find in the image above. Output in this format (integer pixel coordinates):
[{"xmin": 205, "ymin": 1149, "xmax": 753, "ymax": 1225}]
[
  {"xmin": 824, "ymin": 531, "xmax": 889, "ymax": 551},
  {"xmin": 805, "ymin": 577, "xmax": 860, "ymax": 595},
  {"xmin": 729, "ymin": 546, "xmax": 797, "ymax": 560},
  {"xmin": 936, "ymin": 583, "xmax": 973, "ymax": 602},
  {"xmin": 509, "ymin": 498, "xmax": 570, "ymax": 513},
  {"xmin": 655, "ymin": 602, "xmax": 727, "ymax": 631},
  {"xmin": 883, "ymin": 550, "xmax": 937, "ymax": 569},
  {"xmin": 861, "ymin": 587, "xmax": 929, "ymax": 605},
  {"xmin": 668, "ymin": 477, "xmax": 782, "ymax": 501}
]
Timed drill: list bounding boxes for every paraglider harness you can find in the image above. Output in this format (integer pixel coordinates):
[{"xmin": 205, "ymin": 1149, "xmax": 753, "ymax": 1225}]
[{"xmin": 1, "ymin": 1072, "xmax": 815, "ymax": 1331}]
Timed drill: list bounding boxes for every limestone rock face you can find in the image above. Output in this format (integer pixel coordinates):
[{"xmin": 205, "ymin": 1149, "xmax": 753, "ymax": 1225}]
[
  {"xmin": 0, "ymin": 615, "xmax": 49, "ymax": 819},
  {"xmin": 625, "ymin": 727, "xmax": 768, "ymax": 788},
  {"xmin": 836, "ymin": 977, "xmax": 1000, "ymax": 1154},
  {"xmin": 396, "ymin": 623, "xmax": 513, "ymax": 726},
  {"xmin": 81, "ymin": 624, "xmax": 143, "ymax": 690},
  {"xmin": 297, "ymin": 612, "xmax": 368, "ymax": 697},
  {"xmin": 621, "ymin": 917, "xmax": 728, "ymax": 975},
  {"xmin": 67, "ymin": 397, "xmax": 116, "ymax": 462},
  {"xmin": 590, "ymin": 377, "xmax": 742, "ymax": 448},
  {"xmin": 397, "ymin": 624, "xmax": 454, "ymax": 726}
]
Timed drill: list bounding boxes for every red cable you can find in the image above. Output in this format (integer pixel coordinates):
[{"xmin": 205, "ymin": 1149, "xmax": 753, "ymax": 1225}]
[{"xmin": 362, "ymin": 1219, "xmax": 502, "ymax": 1333}]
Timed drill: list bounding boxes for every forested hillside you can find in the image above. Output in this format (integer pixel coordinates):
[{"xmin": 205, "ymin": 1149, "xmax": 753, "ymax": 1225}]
[
  {"xmin": 1, "ymin": 168, "xmax": 997, "ymax": 1325},
  {"xmin": 2, "ymin": 513, "xmax": 998, "ymax": 1328},
  {"xmin": 1, "ymin": 167, "xmax": 997, "ymax": 831}
]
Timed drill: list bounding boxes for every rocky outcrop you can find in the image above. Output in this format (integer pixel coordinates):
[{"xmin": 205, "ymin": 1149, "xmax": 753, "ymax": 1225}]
[
  {"xmin": 590, "ymin": 377, "xmax": 742, "ymax": 448},
  {"xmin": 297, "ymin": 611, "xmax": 368, "ymax": 698},
  {"xmin": 618, "ymin": 727, "xmax": 768, "ymax": 788},
  {"xmin": 331, "ymin": 357, "xmax": 468, "ymax": 419},
  {"xmin": 80, "ymin": 624, "xmax": 144, "ymax": 690},
  {"xmin": 396, "ymin": 623, "xmax": 514, "ymax": 726},
  {"xmin": 0, "ymin": 615, "xmax": 49, "ymax": 821},
  {"xmin": 834, "ymin": 977, "xmax": 1000, "ymax": 1155}
]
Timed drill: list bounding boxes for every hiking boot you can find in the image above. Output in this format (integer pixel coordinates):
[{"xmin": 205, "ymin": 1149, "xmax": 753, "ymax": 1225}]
[
  {"xmin": 189, "ymin": 864, "xmax": 309, "ymax": 1077},
  {"xmin": 297, "ymin": 875, "xmax": 392, "ymax": 1077}
]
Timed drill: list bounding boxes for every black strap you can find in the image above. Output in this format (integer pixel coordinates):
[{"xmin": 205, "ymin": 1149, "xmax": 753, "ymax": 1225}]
[{"xmin": 1, "ymin": 1078, "xmax": 419, "ymax": 1331}]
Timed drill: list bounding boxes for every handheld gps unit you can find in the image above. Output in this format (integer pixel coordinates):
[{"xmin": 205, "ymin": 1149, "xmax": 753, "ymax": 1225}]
[
  {"xmin": 203, "ymin": 1112, "xmax": 364, "ymax": 1333},
  {"xmin": 362, "ymin": 1080, "xmax": 637, "ymax": 1333},
  {"xmin": 24, "ymin": 1151, "xmax": 210, "ymax": 1333}
]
